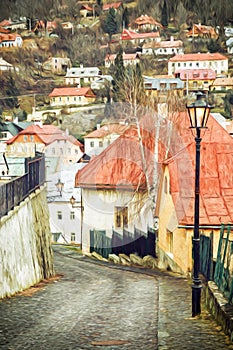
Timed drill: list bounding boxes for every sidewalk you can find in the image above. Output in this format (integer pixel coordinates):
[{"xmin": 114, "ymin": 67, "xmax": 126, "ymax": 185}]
[{"xmin": 53, "ymin": 245, "xmax": 233, "ymax": 349}]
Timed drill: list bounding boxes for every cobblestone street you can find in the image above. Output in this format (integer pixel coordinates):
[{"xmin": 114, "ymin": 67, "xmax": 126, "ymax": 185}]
[{"xmin": 0, "ymin": 246, "xmax": 233, "ymax": 349}]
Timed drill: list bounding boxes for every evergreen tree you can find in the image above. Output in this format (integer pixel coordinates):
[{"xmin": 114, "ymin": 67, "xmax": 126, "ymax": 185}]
[
  {"xmin": 104, "ymin": 7, "xmax": 118, "ymax": 41},
  {"xmin": 3, "ymin": 76, "xmax": 19, "ymax": 110},
  {"xmin": 112, "ymin": 48, "xmax": 125, "ymax": 101},
  {"xmin": 122, "ymin": 7, "xmax": 129, "ymax": 29},
  {"xmin": 161, "ymin": 1, "xmax": 168, "ymax": 28}
]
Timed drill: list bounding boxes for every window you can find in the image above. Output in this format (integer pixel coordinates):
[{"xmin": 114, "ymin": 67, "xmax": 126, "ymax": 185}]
[
  {"xmin": 23, "ymin": 135, "xmax": 28, "ymax": 142},
  {"xmin": 70, "ymin": 211, "xmax": 75, "ymax": 220},
  {"xmin": 99, "ymin": 141, "xmax": 103, "ymax": 147},
  {"xmin": 71, "ymin": 233, "xmax": 76, "ymax": 242},
  {"xmin": 167, "ymin": 230, "xmax": 173, "ymax": 253},
  {"xmin": 57, "ymin": 211, "xmax": 62, "ymax": 220},
  {"xmin": 0, "ymin": 132, "xmax": 7, "ymax": 139},
  {"xmin": 90, "ymin": 141, "xmax": 94, "ymax": 147},
  {"xmin": 30, "ymin": 135, "xmax": 34, "ymax": 141},
  {"xmin": 52, "ymin": 148, "xmax": 55, "ymax": 154},
  {"xmin": 60, "ymin": 148, "xmax": 63, "ymax": 154},
  {"xmin": 114, "ymin": 207, "xmax": 128, "ymax": 228}
]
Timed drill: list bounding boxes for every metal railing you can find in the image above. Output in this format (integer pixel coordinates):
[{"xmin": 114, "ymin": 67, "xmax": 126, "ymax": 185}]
[{"xmin": 0, "ymin": 153, "xmax": 46, "ymax": 219}]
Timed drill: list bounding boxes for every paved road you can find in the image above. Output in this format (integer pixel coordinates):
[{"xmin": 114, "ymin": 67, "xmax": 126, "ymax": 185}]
[
  {"xmin": 0, "ymin": 246, "xmax": 233, "ymax": 350},
  {"xmin": 0, "ymin": 248, "xmax": 158, "ymax": 350}
]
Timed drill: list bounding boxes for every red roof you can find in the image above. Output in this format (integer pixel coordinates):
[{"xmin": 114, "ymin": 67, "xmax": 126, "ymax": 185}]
[
  {"xmin": 132, "ymin": 15, "xmax": 163, "ymax": 28},
  {"xmin": 84, "ymin": 123, "xmax": 129, "ymax": 139},
  {"xmin": 169, "ymin": 52, "xmax": 228, "ymax": 62},
  {"xmin": 175, "ymin": 69, "xmax": 216, "ymax": 80},
  {"xmin": 80, "ymin": 4, "xmax": 93, "ymax": 12},
  {"xmin": 0, "ymin": 33, "xmax": 21, "ymax": 43},
  {"xmin": 105, "ymin": 53, "xmax": 140, "ymax": 62},
  {"xmin": 165, "ymin": 112, "xmax": 233, "ymax": 226},
  {"xmin": 76, "ymin": 118, "xmax": 166, "ymax": 190},
  {"xmin": 103, "ymin": 2, "xmax": 122, "ymax": 10},
  {"xmin": 6, "ymin": 124, "xmax": 83, "ymax": 147},
  {"xmin": 49, "ymin": 87, "xmax": 95, "ymax": 98},
  {"xmin": 120, "ymin": 29, "xmax": 160, "ymax": 41},
  {"xmin": 0, "ymin": 27, "xmax": 10, "ymax": 34}
]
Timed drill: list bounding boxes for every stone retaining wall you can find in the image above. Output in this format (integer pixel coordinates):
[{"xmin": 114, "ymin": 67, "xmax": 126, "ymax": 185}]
[
  {"xmin": 204, "ymin": 281, "xmax": 233, "ymax": 341},
  {"xmin": 0, "ymin": 187, "xmax": 54, "ymax": 299}
]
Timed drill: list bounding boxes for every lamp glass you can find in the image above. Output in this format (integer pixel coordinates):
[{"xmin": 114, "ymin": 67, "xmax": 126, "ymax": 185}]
[
  {"xmin": 187, "ymin": 93, "xmax": 212, "ymax": 129},
  {"xmin": 70, "ymin": 196, "xmax": 76, "ymax": 205},
  {"xmin": 56, "ymin": 179, "xmax": 64, "ymax": 193}
]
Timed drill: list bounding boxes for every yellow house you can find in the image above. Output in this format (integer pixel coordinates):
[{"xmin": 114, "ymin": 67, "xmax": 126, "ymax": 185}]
[
  {"xmin": 174, "ymin": 69, "xmax": 216, "ymax": 93},
  {"xmin": 49, "ymin": 87, "xmax": 96, "ymax": 107},
  {"xmin": 157, "ymin": 112, "xmax": 233, "ymax": 274}
]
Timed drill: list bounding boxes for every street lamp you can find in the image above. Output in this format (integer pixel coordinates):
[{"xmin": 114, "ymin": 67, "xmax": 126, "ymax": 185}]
[
  {"xmin": 186, "ymin": 92, "xmax": 213, "ymax": 317},
  {"xmin": 55, "ymin": 178, "xmax": 64, "ymax": 196},
  {"xmin": 69, "ymin": 194, "xmax": 83, "ymax": 251}
]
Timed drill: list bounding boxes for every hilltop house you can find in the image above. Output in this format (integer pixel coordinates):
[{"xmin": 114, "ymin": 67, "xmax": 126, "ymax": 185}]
[
  {"xmin": 157, "ymin": 112, "xmax": 233, "ymax": 274},
  {"xmin": 129, "ymin": 14, "xmax": 163, "ymax": 32},
  {"xmin": 84, "ymin": 123, "xmax": 129, "ymax": 156},
  {"xmin": 168, "ymin": 53, "xmax": 228, "ymax": 76},
  {"xmin": 0, "ymin": 33, "xmax": 23, "ymax": 48},
  {"xmin": 174, "ymin": 69, "xmax": 216, "ymax": 93},
  {"xmin": 0, "ymin": 57, "xmax": 15, "ymax": 71},
  {"xmin": 49, "ymin": 87, "xmax": 96, "ymax": 107},
  {"xmin": 103, "ymin": 2, "xmax": 123, "ymax": 12},
  {"xmin": 80, "ymin": 4, "xmax": 94, "ymax": 17},
  {"xmin": 75, "ymin": 116, "xmax": 166, "ymax": 253},
  {"xmin": 186, "ymin": 23, "xmax": 218, "ymax": 39},
  {"xmin": 0, "ymin": 18, "xmax": 26, "ymax": 31},
  {"xmin": 142, "ymin": 37, "xmax": 183, "ymax": 56},
  {"xmin": 43, "ymin": 57, "xmax": 71, "ymax": 74},
  {"xmin": 120, "ymin": 29, "xmax": 161, "ymax": 46},
  {"xmin": 105, "ymin": 52, "xmax": 141, "ymax": 68},
  {"xmin": 64, "ymin": 66, "xmax": 102, "ymax": 86}
]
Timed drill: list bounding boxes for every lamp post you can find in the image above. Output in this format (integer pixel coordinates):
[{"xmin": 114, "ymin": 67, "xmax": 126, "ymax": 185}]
[
  {"xmin": 186, "ymin": 92, "xmax": 213, "ymax": 317},
  {"xmin": 69, "ymin": 192, "xmax": 83, "ymax": 251},
  {"xmin": 55, "ymin": 178, "xmax": 64, "ymax": 196}
]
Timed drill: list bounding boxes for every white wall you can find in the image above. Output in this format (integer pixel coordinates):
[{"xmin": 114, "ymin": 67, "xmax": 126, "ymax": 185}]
[
  {"xmin": 81, "ymin": 188, "xmax": 153, "ymax": 253},
  {"xmin": 0, "ymin": 187, "xmax": 54, "ymax": 299}
]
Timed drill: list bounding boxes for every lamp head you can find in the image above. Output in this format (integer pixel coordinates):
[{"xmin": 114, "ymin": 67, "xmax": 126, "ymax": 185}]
[{"xmin": 186, "ymin": 92, "xmax": 214, "ymax": 129}]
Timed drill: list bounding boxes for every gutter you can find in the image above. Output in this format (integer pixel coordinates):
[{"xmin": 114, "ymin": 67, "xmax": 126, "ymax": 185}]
[{"xmin": 178, "ymin": 225, "xmax": 233, "ymax": 230}]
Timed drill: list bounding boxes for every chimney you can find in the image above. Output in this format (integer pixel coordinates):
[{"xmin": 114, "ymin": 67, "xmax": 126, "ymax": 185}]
[
  {"xmin": 97, "ymin": 124, "xmax": 101, "ymax": 130},
  {"xmin": 170, "ymin": 36, "xmax": 174, "ymax": 41}
]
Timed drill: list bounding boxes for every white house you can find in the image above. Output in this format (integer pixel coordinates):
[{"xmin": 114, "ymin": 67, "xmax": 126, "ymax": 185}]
[
  {"xmin": 91, "ymin": 75, "xmax": 113, "ymax": 90},
  {"xmin": 47, "ymin": 163, "xmax": 86, "ymax": 245},
  {"xmin": 226, "ymin": 37, "xmax": 233, "ymax": 54},
  {"xmin": 64, "ymin": 65, "xmax": 102, "ymax": 86},
  {"xmin": 0, "ymin": 57, "xmax": 14, "ymax": 71},
  {"xmin": 105, "ymin": 53, "xmax": 141, "ymax": 68},
  {"xmin": 43, "ymin": 57, "xmax": 71, "ymax": 74},
  {"xmin": 120, "ymin": 28, "xmax": 161, "ymax": 45},
  {"xmin": 84, "ymin": 123, "xmax": 128, "ymax": 156},
  {"xmin": 74, "ymin": 120, "xmax": 164, "ymax": 253},
  {"xmin": 168, "ymin": 52, "xmax": 228, "ymax": 76},
  {"xmin": 142, "ymin": 37, "xmax": 183, "ymax": 56},
  {"xmin": 0, "ymin": 33, "xmax": 23, "ymax": 48}
]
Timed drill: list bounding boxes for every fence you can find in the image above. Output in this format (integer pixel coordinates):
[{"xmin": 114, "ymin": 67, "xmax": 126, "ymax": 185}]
[
  {"xmin": 0, "ymin": 153, "xmax": 46, "ymax": 219},
  {"xmin": 200, "ymin": 232, "xmax": 214, "ymax": 281},
  {"xmin": 90, "ymin": 226, "xmax": 157, "ymax": 259},
  {"xmin": 214, "ymin": 225, "xmax": 233, "ymax": 303}
]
